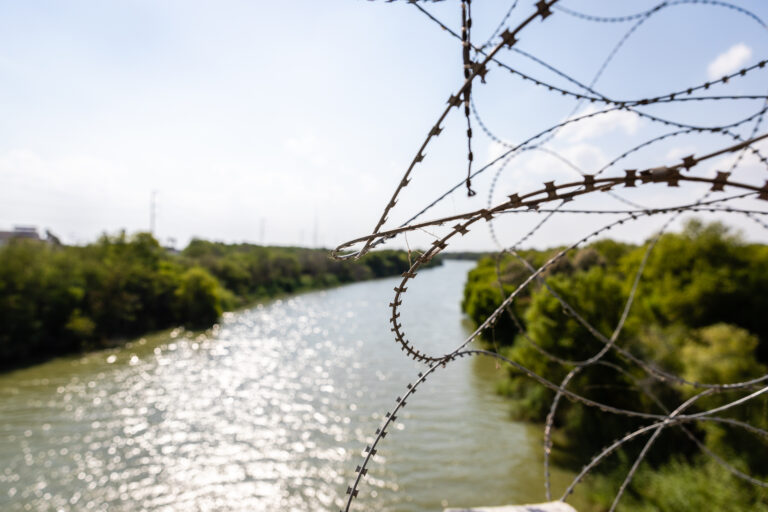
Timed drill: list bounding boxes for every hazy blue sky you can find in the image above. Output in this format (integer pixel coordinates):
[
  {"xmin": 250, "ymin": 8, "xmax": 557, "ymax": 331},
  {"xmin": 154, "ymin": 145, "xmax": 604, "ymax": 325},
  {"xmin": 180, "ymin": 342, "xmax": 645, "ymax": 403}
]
[{"xmin": 1, "ymin": 0, "xmax": 767, "ymax": 251}]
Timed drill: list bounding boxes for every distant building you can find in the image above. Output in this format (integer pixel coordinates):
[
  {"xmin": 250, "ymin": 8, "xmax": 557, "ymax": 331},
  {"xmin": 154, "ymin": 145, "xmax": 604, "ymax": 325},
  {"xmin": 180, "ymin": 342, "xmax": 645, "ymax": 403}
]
[{"xmin": 0, "ymin": 226, "xmax": 42, "ymax": 246}]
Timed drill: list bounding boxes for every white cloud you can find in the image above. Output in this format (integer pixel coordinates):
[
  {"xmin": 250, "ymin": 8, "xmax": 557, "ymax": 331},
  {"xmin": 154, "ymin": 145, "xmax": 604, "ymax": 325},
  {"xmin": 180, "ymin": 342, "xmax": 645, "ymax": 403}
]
[
  {"xmin": 283, "ymin": 135, "xmax": 330, "ymax": 168},
  {"xmin": 486, "ymin": 140, "xmax": 510, "ymax": 163},
  {"xmin": 558, "ymin": 144, "xmax": 609, "ymax": 173},
  {"xmin": 488, "ymin": 145, "xmax": 594, "ymax": 199},
  {"xmin": 555, "ymin": 106, "xmax": 641, "ymax": 144},
  {"xmin": 664, "ymin": 145, "xmax": 698, "ymax": 162},
  {"xmin": 707, "ymin": 43, "xmax": 752, "ymax": 80}
]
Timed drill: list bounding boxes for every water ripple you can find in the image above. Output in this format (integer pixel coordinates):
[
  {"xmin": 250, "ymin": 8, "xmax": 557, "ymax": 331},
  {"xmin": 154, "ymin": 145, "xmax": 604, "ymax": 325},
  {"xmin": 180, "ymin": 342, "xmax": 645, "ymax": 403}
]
[{"xmin": 0, "ymin": 262, "xmax": 576, "ymax": 511}]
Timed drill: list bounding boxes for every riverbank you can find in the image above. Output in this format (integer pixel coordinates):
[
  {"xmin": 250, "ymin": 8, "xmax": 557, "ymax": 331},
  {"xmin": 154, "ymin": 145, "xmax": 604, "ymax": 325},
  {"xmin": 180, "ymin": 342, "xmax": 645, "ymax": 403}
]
[
  {"xmin": 0, "ymin": 232, "xmax": 440, "ymax": 371},
  {"xmin": 461, "ymin": 220, "xmax": 768, "ymax": 511},
  {"xmin": 0, "ymin": 260, "xmax": 583, "ymax": 511}
]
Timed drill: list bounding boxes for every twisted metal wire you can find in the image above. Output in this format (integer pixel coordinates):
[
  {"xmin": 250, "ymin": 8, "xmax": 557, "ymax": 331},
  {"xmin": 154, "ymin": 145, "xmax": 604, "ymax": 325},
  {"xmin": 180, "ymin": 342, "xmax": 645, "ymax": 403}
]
[{"xmin": 334, "ymin": 1, "xmax": 768, "ymax": 510}]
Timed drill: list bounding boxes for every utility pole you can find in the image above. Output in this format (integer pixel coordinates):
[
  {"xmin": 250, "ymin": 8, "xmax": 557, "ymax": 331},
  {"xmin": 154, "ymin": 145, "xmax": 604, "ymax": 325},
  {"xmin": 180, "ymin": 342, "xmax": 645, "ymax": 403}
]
[
  {"xmin": 150, "ymin": 190, "xmax": 158, "ymax": 236},
  {"xmin": 312, "ymin": 208, "xmax": 318, "ymax": 248}
]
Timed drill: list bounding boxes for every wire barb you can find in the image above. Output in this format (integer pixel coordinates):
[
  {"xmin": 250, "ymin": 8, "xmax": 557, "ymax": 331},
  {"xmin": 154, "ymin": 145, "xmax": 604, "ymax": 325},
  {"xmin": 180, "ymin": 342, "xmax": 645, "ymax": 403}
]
[{"xmin": 336, "ymin": 2, "xmax": 768, "ymax": 511}]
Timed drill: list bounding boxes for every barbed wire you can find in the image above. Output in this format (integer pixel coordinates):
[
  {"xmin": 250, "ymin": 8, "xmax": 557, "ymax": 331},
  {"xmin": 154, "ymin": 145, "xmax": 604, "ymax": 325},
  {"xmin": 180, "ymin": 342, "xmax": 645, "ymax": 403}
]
[{"xmin": 334, "ymin": 1, "xmax": 768, "ymax": 510}]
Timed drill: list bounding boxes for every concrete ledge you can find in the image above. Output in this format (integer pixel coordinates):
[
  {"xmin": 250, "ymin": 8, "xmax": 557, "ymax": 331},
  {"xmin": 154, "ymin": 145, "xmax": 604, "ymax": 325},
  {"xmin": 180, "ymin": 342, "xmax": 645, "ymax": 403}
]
[{"xmin": 445, "ymin": 502, "xmax": 577, "ymax": 512}]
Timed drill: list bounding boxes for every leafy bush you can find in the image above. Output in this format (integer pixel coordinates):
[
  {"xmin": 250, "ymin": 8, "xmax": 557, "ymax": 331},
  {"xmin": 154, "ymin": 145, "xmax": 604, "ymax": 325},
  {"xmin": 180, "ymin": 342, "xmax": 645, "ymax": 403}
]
[
  {"xmin": 461, "ymin": 220, "xmax": 768, "ymax": 507},
  {"xmin": 174, "ymin": 267, "xmax": 225, "ymax": 328},
  {"xmin": 0, "ymin": 234, "xmax": 440, "ymax": 369}
]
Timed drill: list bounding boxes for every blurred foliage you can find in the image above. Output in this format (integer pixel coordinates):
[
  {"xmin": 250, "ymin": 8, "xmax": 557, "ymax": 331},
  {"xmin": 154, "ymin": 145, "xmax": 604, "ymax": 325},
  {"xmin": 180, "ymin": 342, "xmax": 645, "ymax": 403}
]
[
  {"xmin": 586, "ymin": 455, "xmax": 768, "ymax": 512},
  {"xmin": 0, "ymin": 233, "xmax": 439, "ymax": 369},
  {"xmin": 461, "ymin": 219, "xmax": 768, "ymax": 510}
]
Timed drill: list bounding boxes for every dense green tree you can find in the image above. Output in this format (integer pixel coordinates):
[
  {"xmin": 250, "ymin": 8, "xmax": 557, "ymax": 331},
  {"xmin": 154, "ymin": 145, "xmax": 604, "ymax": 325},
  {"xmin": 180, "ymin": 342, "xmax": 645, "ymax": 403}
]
[
  {"xmin": 0, "ymin": 234, "xmax": 440, "ymax": 369},
  {"xmin": 174, "ymin": 267, "xmax": 225, "ymax": 328},
  {"xmin": 461, "ymin": 219, "xmax": 768, "ymax": 510}
]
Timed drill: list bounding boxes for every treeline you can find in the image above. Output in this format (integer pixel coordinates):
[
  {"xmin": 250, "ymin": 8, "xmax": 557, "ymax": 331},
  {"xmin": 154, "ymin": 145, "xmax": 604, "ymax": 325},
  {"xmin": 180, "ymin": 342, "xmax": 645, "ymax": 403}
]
[
  {"xmin": 0, "ymin": 232, "xmax": 439, "ymax": 369},
  {"xmin": 442, "ymin": 251, "xmax": 495, "ymax": 261},
  {"xmin": 462, "ymin": 220, "xmax": 768, "ymax": 511}
]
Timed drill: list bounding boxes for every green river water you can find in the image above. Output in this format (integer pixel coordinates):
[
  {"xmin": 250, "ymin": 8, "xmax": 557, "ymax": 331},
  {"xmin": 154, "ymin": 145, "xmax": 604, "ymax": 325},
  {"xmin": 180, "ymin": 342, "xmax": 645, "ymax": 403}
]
[{"xmin": 0, "ymin": 261, "xmax": 583, "ymax": 511}]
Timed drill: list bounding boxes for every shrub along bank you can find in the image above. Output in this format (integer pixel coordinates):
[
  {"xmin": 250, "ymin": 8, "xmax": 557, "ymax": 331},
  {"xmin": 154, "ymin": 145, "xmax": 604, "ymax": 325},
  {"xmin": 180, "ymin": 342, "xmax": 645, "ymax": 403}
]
[
  {"xmin": 461, "ymin": 220, "xmax": 768, "ymax": 511},
  {"xmin": 0, "ymin": 232, "xmax": 438, "ymax": 370}
]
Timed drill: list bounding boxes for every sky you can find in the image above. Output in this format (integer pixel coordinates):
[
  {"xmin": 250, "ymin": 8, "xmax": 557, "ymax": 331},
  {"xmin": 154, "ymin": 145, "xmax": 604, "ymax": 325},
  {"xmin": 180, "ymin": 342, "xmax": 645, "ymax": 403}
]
[{"xmin": 1, "ymin": 0, "xmax": 768, "ymax": 252}]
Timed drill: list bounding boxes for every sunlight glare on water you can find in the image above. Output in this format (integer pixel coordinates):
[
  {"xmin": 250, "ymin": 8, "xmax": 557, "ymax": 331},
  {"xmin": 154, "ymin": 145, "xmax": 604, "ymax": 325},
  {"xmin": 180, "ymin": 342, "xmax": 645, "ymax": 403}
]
[{"xmin": 0, "ymin": 261, "xmax": 576, "ymax": 512}]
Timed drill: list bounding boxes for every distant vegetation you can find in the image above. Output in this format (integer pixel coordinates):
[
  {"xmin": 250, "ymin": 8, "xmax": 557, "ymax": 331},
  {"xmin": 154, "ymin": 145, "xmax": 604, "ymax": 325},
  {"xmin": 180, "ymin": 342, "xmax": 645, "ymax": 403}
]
[
  {"xmin": 442, "ymin": 251, "xmax": 495, "ymax": 261},
  {"xmin": 462, "ymin": 220, "xmax": 768, "ymax": 511},
  {"xmin": 0, "ymin": 233, "xmax": 439, "ymax": 370}
]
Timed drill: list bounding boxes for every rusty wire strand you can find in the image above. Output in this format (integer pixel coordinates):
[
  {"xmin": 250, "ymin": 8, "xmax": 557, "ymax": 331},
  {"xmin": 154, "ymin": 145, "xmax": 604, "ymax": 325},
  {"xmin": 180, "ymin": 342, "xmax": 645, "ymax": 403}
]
[
  {"xmin": 554, "ymin": 0, "xmax": 767, "ymax": 28},
  {"xmin": 335, "ymin": 2, "xmax": 768, "ymax": 510}
]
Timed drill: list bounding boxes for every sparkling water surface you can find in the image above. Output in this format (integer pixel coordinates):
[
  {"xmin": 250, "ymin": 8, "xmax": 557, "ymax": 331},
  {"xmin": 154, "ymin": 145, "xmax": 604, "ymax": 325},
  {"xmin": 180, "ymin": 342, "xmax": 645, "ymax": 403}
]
[{"xmin": 0, "ymin": 261, "xmax": 578, "ymax": 512}]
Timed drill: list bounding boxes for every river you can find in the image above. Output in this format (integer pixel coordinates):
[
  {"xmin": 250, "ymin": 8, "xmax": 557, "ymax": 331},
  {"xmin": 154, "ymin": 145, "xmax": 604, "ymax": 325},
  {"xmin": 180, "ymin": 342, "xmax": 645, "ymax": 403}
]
[{"xmin": 0, "ymin": 260, "xmax": 579, "ymax": 512}]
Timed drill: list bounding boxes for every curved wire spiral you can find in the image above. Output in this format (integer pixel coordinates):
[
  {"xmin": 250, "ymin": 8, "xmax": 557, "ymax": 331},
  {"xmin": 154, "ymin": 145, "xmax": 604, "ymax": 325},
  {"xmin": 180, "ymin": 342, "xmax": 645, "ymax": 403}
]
[{"xmin": 333, "ymin": 1, "xmax": 768, "ymax": 510}]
